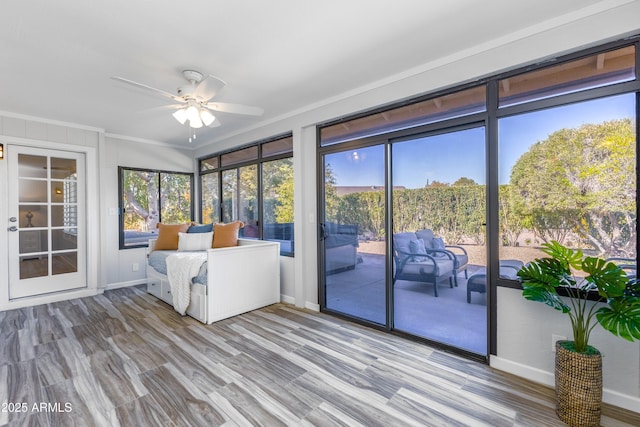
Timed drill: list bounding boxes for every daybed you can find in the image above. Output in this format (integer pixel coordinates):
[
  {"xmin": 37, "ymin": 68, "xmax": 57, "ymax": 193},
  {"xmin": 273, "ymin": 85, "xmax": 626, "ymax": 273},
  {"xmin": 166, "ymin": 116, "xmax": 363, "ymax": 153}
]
[{"xmin": 146, "ymin": 235, "xmax": 280, "ymax": 324}]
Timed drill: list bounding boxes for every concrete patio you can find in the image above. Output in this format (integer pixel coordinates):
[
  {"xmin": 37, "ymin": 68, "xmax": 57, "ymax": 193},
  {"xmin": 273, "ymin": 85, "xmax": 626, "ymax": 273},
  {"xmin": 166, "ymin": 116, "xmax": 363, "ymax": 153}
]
[{"xmin": 325, "ymin": 252, "xmax": 488, "ymax": 355}]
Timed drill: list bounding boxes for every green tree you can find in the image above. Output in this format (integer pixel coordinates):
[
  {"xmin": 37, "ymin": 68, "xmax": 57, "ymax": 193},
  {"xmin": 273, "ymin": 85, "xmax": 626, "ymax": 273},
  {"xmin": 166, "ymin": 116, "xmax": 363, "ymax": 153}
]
[
  {"xmin": 160, "ymin": 173, "xmax": 191, "ymax": 224},
  {"xmin": 221, "ymin": 166, "xmax": 257, "ymax": 224},
  {"xmin": 122, "ymin": 170, "xmax": 192, "ymax": 232},
  {"xmin": 499, "ymin": 184, "xmax": 531, "ymax": 246},
  {"xmin": 122, "ymin": 170, "xmax": 159, "ymax": 231},
  {"xmin": 338, "ymin": 190, "xmax": 385, "ymax": 239},
  {"xmin": 453, "ymin": 177, "xmax": 477, "ymax": 186},
  {"xmin": 510, "ymin": 119, "xmax": 636, "ymax": 257},
  {"xmin": 426, "ymin": 180, "xmax": 449, "ymax": 188},
  {"xmin": 262, "ymin": 158, "xmax": 294, "ymax": 223},
  {"xmin": 324, "ymin": 163, "xmax": 339, "ymax": 222}
]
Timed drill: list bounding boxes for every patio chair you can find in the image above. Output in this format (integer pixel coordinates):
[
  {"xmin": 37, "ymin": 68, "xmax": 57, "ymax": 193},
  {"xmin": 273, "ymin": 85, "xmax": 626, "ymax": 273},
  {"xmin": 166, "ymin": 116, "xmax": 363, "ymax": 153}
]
[
  {"xmin": 392, "ymin": 232, "xmax": 455, "ymax": 297},
  {"xmin": 415, "ymin": 229, "xmax": 469, "ymax": 286}
]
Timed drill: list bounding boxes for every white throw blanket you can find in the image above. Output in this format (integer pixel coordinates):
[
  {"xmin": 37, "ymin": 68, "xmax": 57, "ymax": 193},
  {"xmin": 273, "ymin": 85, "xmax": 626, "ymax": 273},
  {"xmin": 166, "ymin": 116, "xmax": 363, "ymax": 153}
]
[{"xmin": 165, "ymin": 252, "xmax": 207, "ymax": 315}]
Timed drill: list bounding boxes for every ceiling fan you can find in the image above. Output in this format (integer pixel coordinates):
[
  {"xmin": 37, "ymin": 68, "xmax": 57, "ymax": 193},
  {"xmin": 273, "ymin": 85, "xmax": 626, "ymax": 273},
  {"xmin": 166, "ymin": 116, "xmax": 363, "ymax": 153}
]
[{"xmin": 111, "ymin": 70, "xmax": 264, "ymax": 141}]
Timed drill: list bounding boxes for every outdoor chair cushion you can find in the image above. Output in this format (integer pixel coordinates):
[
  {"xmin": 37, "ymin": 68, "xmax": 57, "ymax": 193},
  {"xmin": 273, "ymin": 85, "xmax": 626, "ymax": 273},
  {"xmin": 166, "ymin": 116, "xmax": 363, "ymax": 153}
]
[
  {"xmin": 416, "ymin": 229, "xmax": 468, "ymax": 269},
  {"xmin": 393, "ymin": 231, "xmax": 456, "ymax": 297},
  {"xmin": 401, "ymin": 258, "xmax": 454, "ymax": 277}
]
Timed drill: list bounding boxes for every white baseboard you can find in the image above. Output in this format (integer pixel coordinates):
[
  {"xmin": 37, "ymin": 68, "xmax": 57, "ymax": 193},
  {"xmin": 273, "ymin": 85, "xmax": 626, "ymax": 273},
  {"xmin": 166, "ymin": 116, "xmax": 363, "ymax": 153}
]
[
  {"xmin": 305, "ymin": 301, "xmax": 320, "ymax": 312},
  {"xmin": 280, "ymin": 294, "xmax": 295, "ymax": 305},
  {"xmin": 104, "ymin": 279, "xmax": 147, "ymax": 291},
  {"xmin": 490, "ymin": 356, "xmax": 555, "ymax": 387},
  {"xmin": 490, "ymin": 356, "xmax": 640, "ymax": 413},
  {"xmin": 601, "ymin": 387, "xmax": 640, "ymax": 414},
  {"xmin": 0, "ymin": 288, "xmax": 102, "ymax": 311},
  {"xmin": 279, "ymin": 294, "xmax": 319, "ymax": 312}
]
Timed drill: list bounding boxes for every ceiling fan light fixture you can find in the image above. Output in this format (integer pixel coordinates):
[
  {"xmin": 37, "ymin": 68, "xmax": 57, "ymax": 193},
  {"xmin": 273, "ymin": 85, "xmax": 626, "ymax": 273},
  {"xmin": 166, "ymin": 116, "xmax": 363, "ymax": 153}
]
[
  {"xmin": 172, "ymin": 108, "xmax": 188, "ymax": 125},
  {"xmin": 186, "ymin": 105, "xmax": 203, "ymax": 128},
  {"xmin": 185, "ymin": 104, "xmax": 199, "ymax": 121},
  {"xmin": 189, "ymin": 116, "xmax": 203, "ymax": 128},
  {"xmin": 199, "ymin": 109, "xmax": 215, "ymax": 126}
]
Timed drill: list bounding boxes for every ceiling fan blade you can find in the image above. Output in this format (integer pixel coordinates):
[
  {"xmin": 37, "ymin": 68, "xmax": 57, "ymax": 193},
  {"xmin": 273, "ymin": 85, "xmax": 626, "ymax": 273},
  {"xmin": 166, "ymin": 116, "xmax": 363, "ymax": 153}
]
[
  {"xmin": 207, "ymin": 118, "xmax": 221, "ymax": 128},
  {"xmin": 205, "ymin": 102, "xmax": 264, "ymax": 116},
  {"xmin": 194, "ymin": 74, "xmax": 227, "ymax": 101},
  {"xmin": 111, "ymin": 76, "xmax": 185, "ymax": 103}
]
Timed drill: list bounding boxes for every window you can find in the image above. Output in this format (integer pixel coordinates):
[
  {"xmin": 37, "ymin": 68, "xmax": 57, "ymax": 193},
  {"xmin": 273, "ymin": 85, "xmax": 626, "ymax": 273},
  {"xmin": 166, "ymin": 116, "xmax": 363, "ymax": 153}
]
[
  {"xmin": 199, "ymin": 134, "xmax": 294, "ymax": 255},
  {"xmin": 221, "ymin": 165, "xmax": 258, "ymax": 236},
  {"xmin": 263, "ymin": 157, "xmax": 294, "ymax": 254},
  {"xmin": 496, "ymin": 44, "xmax": 637, "ymax": 277},
  {"xmin": 201, "ymin": 173, "xmax": 220, "ymax": 224},
  {"xmin": 119, "ymin": 167, "xmax": 193, "ymax": 248},
  {"xmin": 316, "ymin": 37, "xmax": 639, "ymax": 357},
  {"xmin": 498, "ymin": 46, "xmax": 635, "ymax": 107},
  {"xmin": 498, "ymin": 94, "xmax": 636, "ymax": 270},
  {"xmin": 320, "ymin": 86, "xmax": 486, "ymax": 146}
]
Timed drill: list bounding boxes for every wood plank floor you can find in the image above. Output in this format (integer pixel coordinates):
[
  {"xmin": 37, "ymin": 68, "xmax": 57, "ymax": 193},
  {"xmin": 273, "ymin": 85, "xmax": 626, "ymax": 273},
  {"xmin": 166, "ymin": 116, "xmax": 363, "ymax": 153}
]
[{"xmin": 1, "ymin": 286, "xmax": 639, "ymax": 426}]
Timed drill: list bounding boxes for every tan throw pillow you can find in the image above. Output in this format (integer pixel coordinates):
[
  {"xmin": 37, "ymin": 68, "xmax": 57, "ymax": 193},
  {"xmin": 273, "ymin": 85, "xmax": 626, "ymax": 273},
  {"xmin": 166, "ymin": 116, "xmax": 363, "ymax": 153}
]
[
  {"xmin": 212, "ymin": 221, "xmax": 244, "ymax": 248},
  {"xmin": 154, "ymin": 223, "xmax": 190, "ymax": 250}
]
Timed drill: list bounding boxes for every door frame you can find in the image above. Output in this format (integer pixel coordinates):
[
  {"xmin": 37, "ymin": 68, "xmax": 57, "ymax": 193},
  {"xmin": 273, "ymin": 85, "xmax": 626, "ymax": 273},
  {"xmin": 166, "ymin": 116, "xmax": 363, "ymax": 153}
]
[
  {"xmin": 317, "ymin": 121, "xmax": 492, "ymax": 361},
  {"xmin": 0, "ymin": 135, "xmax": 101, "ymax": 310},
  {"xmin": 7, "ymin": 146, "xmax": 87, "ymax": 298}
]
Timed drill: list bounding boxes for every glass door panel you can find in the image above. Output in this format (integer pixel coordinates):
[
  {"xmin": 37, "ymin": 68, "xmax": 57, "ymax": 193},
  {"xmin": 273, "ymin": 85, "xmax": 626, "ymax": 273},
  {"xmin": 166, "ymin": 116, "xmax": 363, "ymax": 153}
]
[
  {"xmin": 322, "ymin": 145, "xmax": 386, "ymax": 325},
  {"xmin": 391, "ymin": 127, "xmax": 487, "ymax": 354},
  {"xmin": 8, "ymin": 147, "xmax": 86, "ymax": 298}
]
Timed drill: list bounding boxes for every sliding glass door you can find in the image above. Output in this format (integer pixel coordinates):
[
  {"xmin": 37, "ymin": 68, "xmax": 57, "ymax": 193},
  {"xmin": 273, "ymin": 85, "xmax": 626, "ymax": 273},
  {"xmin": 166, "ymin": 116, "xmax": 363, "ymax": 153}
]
[
  {"xmin": 319, "ymin": 130, "xmax": 488, "ymax": 354},
  {"xmin": 391, "ymin": 126, "xmax": 487, "ymax": 354},
  {"xmin": 321, "ymin": 145, "xmax": 387, "ymax": 325}
]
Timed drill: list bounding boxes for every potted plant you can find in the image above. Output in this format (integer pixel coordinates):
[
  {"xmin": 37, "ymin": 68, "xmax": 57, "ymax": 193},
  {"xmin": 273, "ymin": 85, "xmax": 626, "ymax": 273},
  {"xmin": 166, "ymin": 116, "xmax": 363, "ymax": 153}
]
[{"xmin": 517, "ymin": 241, "xmax": 640, "ymax": 427}]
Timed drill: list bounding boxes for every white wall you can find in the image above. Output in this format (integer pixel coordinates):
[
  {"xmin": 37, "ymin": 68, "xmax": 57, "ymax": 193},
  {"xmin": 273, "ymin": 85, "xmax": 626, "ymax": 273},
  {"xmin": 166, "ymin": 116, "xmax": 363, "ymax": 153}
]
[
  {"xmin": 101, "ymin": 136, "xmax": 194, "ymax": 289},
  {"xmin": 493, "ymin": 287, "xmax": 640, "ymax": 410},
  {"xmin": 192, "ymin": 1, "xmax": 640, "ymax": 410}
]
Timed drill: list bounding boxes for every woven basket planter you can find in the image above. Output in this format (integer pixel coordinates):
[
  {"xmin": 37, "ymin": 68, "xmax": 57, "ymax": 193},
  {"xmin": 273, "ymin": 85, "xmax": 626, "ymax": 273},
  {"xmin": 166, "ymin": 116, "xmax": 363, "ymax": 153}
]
[{"xmin": 555, "ymin": 341, "xmax": 603, "ymax": 427}]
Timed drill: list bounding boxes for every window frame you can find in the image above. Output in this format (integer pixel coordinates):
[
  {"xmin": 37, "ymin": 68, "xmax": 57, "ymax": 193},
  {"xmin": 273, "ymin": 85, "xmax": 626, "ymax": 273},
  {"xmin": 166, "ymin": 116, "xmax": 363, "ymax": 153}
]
[
  {"xmin": 318, "ymin": 38, "xmax": 640, "ymax": 291},
  {"xmin": 118, "ymin": 166, "xmax": 194, "ymax": 250},
  {"xmin": 198, "ymin": 133, "xmax": 294, "ymax": 256},
  {"xmin": 316, "ymin": 36, "xmax": 640, "ymax": 356}
]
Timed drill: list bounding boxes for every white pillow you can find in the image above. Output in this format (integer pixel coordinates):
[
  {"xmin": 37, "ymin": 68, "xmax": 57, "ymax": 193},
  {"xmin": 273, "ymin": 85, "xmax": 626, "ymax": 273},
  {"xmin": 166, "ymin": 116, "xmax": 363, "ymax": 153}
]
[{"xmin": 177, "ymin": 231, "xmax": 213, "ymax": 251}]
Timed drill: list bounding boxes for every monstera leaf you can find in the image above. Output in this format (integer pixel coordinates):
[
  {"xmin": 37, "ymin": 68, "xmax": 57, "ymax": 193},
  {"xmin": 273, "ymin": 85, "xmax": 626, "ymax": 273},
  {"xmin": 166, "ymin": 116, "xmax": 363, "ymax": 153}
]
[
  {"xmin": 596, "ymin": 297, "xmax": 640, "ymax": 341},
  {"xmin": 540, "ymin": 240, "xmax": 583, "ymax": 270},
  {"xmin": 518, "ymin": 259, "xmax": 572, "ymax": 313},
  {"xmin": 582, "ymin": 257, "xmax": 628, "ymax": 298},
  {"xmin": 519, "ymin": 240, "xmax": 640, "ymax": 353},
  {"xmin": 522, "ymin": 286, "xmax": 571, "ymax": 313}
]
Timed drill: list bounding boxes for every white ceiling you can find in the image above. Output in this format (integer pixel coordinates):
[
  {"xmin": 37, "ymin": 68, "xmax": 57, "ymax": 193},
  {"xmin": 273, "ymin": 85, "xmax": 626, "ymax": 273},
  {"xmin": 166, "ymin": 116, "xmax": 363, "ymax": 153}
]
[{"xmin": 0, "ymin": 0, "xmax": 615, "ymax": 148}]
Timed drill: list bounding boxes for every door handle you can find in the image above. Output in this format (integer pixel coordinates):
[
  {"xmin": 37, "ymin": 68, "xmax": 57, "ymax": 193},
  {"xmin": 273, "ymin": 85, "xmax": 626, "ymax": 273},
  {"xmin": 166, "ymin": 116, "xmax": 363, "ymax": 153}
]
[
  {"xmin": 7, "ymin": 226, "xmax": 17, "ymax": 232},
  {"xmin": 319, "ymin": 223, "xmax": 327, "ymax": 240}
]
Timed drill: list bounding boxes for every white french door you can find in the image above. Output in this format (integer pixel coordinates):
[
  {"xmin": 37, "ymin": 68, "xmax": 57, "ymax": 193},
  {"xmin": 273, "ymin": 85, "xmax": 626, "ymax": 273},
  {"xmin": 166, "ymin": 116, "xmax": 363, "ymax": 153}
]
[{"xmin": 7, "ymin": 146, "xmax": 86, "ymax": 299}]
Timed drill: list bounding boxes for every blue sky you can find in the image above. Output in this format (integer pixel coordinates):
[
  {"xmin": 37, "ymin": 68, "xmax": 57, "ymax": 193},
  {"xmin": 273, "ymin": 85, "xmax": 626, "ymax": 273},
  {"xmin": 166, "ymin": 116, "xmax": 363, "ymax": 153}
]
[{"xmin": 326, "ymin": 93, "xmax": 635, "ymax": 188}]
